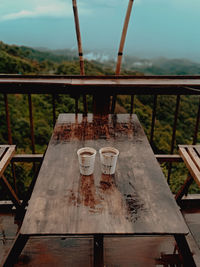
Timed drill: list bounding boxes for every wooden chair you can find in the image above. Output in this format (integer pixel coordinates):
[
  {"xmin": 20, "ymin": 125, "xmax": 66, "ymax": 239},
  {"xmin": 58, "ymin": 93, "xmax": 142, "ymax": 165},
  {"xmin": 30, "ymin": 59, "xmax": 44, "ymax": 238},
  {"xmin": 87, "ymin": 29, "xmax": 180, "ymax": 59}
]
[
  {"xmin": 0, "ymin": 145, "xmax": 21, "ymax": 210},
  {"xmin": 175, "ymin": 145, "xmax": 200, "ymax": 204}
]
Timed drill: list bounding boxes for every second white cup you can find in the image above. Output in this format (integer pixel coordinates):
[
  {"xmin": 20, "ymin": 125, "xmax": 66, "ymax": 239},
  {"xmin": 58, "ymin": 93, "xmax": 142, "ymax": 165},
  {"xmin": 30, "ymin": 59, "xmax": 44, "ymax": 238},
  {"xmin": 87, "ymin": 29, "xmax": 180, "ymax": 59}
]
[{"xmin": 99, "ymin": 147, "xmax": 119, "ymax": 175}]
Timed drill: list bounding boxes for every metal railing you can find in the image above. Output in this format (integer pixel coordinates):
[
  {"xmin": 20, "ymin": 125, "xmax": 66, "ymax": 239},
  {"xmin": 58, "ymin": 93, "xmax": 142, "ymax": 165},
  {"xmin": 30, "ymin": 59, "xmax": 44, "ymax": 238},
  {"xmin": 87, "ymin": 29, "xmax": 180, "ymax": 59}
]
[{"xmin": 0, "ymin": 75, "xmax": 200, "ymax": 195}]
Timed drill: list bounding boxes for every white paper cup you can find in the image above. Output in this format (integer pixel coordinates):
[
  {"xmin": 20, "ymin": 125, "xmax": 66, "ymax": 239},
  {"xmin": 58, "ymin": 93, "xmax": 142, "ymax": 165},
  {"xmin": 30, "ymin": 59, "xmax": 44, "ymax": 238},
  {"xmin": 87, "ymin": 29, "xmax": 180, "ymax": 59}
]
[
  {"xmin": 77, "ymin": 147, "xmax": 96, "ymax": 175},
  {"xmin": 99, "ymin": 147, "xmax": 119, "ymax": 175}
]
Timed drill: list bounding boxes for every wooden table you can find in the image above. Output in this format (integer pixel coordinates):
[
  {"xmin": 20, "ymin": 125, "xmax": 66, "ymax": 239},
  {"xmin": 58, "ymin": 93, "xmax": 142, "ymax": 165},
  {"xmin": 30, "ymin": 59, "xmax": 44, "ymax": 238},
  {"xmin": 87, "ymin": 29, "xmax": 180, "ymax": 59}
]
[{"xmin": 3, "ymin": 114, "xmax": 195, "ymax": 266}]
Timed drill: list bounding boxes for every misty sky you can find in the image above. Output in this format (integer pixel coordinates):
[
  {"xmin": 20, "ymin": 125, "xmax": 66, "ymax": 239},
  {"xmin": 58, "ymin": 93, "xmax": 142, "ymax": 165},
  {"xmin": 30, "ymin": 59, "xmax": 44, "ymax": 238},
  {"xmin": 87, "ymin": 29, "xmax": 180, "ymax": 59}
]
[{"xmin": 0, "ymin": 0, "xmax": 200, "ymax": 61}]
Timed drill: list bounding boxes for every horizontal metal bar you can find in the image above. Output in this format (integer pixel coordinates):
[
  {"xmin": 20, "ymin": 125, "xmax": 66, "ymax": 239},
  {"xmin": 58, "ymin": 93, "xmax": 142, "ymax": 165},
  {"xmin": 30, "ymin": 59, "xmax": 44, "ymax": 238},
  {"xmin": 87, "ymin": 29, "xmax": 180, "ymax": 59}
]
[
  {"xmin": 10, "ymin": 154, "xmax": 182, "ymax": 163},
  {"xmin": 11, "ymin": 154, "xmax": 43, "ymax": 162},
  {"xmin": 0, "ymin": 76, "xmax": 200, "ymax": 95},
  {"xmin": 155, "ymin": 154, "xmax": 183, "ymax": 163}
]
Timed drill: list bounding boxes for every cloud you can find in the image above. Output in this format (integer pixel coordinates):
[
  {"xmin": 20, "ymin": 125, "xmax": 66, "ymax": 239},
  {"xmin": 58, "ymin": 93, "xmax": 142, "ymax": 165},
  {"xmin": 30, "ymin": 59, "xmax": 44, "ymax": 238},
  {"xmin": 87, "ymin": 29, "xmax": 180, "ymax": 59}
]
[{"xmin": 0, "ymin": 0, "xmax": 91, "ymax": 21}]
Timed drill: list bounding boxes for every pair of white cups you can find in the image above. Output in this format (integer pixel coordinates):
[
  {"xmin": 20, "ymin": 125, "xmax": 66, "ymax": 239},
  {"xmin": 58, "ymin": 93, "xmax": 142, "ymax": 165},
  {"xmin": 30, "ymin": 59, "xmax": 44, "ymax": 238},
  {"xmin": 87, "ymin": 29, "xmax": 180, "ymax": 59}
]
[{"xmin": 77, "ymin": 146, "xmax": 119, "ymax": 176}]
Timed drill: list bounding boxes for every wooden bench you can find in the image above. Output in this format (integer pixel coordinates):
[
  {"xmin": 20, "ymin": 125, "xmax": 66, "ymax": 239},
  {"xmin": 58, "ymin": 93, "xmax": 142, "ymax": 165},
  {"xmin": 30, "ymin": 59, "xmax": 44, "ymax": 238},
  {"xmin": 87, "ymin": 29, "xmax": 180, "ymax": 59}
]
[
  {"xmin": 176, "ymin": 145, "xmax": 200, "ymax": 204},
  {"xmin": 0, "ymin": 145, "xmax": 21, "ymax": 210}
]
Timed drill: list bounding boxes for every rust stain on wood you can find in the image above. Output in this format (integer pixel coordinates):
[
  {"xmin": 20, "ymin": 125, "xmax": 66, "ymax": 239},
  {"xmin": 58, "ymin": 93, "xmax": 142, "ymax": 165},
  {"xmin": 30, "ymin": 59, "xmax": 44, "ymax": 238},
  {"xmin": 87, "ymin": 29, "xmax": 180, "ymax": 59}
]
[
  {"xmin": 67, "ymin": 175, "xmax": 102, "ymax": 212},
  {"xmin": 124, "ymin": 193, "xmax": 145, "ymax": 223},
  {"xmin": 52, "ymin": 115, "xmax": 134, "ymax": 143},
  {"xmin": 78, "ymin": 175, "xmax": 101, "ymax": 210}
]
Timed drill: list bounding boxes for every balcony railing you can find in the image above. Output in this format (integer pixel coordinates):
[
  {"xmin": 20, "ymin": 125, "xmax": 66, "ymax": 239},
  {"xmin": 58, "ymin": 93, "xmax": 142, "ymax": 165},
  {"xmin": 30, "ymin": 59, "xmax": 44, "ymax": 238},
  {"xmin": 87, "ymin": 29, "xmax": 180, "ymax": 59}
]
[{"xmin": 0, "ymin": 75, "xmax": 200, "ymax": 198}]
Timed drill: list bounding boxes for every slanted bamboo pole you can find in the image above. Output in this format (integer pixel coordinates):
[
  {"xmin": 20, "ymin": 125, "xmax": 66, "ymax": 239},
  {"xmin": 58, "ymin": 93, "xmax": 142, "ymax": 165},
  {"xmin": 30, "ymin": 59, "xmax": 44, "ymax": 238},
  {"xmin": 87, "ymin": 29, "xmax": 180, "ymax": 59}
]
[
  {"xmin": 112, "ymin": 0, "xmax": 134, "ymax": 113},
  {"xmin": 116, "ymin": 0, "xmax": 134, "ymax": 75},
  {"xmin": 72, "ymin": 0, "xmax": 87, "ymax": 115}
]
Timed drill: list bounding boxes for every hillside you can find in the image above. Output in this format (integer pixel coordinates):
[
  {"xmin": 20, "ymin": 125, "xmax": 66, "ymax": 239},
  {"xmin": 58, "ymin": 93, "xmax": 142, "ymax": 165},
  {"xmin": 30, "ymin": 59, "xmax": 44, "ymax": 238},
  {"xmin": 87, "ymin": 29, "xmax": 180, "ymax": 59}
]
[
  {"xmin": 0, "ymin": 41, "xmax": 141, "ymax": 75},
  {"xmin": 0, "ymin": 41, "xmax": 109, "ymax": 75}
]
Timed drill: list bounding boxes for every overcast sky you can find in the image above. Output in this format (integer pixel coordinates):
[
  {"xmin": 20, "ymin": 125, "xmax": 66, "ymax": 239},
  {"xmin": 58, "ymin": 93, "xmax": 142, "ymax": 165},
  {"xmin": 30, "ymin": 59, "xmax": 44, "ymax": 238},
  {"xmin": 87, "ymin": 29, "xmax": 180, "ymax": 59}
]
[{"xmin": 0, "ymin": 0, "xmax": 200, "ymax": 61}]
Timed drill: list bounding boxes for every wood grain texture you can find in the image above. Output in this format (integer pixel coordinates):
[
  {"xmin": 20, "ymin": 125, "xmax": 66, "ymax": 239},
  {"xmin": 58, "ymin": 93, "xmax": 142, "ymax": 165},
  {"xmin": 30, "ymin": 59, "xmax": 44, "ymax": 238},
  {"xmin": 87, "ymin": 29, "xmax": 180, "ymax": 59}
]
[
  {"xmin": 0, "ymin": 145, "xmax": 15, "ymax": 177},
  {"xmin": 0, "ymin": 147, "xmax": 6, "ymax": 160},
  {"xmin": 21, "ymin": 114, "xmax": 188, "ymax": 236},
  {"xmin": 179, "ymin": 145, "xmax": 200, "ymax": 187}
]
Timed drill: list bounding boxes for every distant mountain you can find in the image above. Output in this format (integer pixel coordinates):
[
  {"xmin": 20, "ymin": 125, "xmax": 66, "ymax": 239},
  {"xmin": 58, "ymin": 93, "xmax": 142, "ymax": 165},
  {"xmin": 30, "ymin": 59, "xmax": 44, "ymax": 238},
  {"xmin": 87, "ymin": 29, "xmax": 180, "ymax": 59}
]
[
  {"xmin": 0, "ymin": 41, "xmax": 141, "ymax": 75},
  {"xmin": 122, "ymin": 56, "xmax": 200, "ymax": 75},
  {"xmin": 1, "ymin": 41, "xmax": 200, "ymax": 75}
]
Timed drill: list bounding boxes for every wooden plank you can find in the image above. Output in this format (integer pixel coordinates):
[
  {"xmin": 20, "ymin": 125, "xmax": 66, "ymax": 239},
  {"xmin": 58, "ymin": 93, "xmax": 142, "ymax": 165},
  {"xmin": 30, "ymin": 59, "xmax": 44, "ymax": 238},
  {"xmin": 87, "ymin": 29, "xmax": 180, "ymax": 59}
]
[
  {"xmin": 0, "ymin": 76, "xmax": 200, "ymax": 86},
  {"xmin": 188, "ymin": 146, "xmax": 200, "ymax": 171},
  {"xmin": 21, "ymin": 114, "xmax": 188, "ymax": 236},
  {"xmin": 0, "ymin": 145, "xmax": 15, "ymax": 177},
  {"xmin": 195, "ymin": 145, "xmax": 200, "ymax": 156},
  {"xmin": 0, "ymin": 76, "xmax": 200, "ymax": 95},
  {"xmin": 0, "ymin": 147, "xmax": 7, "ymax": 160},
  {"xmin": 179, "ymin": 147, "xmax": 200, "ymax": 187}
]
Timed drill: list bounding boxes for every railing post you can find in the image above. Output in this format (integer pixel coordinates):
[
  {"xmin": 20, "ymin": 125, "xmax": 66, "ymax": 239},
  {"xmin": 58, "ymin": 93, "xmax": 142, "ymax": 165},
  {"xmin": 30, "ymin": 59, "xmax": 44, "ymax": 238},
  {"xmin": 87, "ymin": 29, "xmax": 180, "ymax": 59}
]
[
  {"xmin": 167, "ymin": 95, "xmax": 181, "ymax": 184},
  {"xmin": 4, "ymin": 94, "xmax": 18, "ymax": 194},
  {"xmin": 130, "ymin": 95, "xmax": 135, "ymax": 115},
  {"xmin": 52, "ymin": 94, "xmax": 56, "ymax": 126},
  {"xmin": 193, "ymin": 97, "xmax": 200, "ymax": 145},
  {"xmin": 28, "ymin": 94, "xmax": 35, "ymax": 154},
  {"xmin": 4, "ymin": 94, "xmax": 12, "ymax": 145},
  {"xmin": 150, "ymin": 95, "xmax": 158, "ymax": 146}
]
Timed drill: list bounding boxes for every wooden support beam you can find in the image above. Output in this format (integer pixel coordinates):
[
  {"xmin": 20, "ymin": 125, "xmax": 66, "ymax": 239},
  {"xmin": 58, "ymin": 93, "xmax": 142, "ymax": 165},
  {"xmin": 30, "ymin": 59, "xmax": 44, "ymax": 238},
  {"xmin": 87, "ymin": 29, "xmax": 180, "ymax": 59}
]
[
  {"xmin": 2, "ymin": 233, "xmax": 29, "ymax": 267},
  {"xmin": 174, "ymin": 234, "xmax": 196, "ymax": 267},
  {"xmin": 94, "ymin": 234, "xmax": 104, "ymax": 267},
  {"xmin": 1, "ymin": 174, "xmax": 21, "ymax": 209}
]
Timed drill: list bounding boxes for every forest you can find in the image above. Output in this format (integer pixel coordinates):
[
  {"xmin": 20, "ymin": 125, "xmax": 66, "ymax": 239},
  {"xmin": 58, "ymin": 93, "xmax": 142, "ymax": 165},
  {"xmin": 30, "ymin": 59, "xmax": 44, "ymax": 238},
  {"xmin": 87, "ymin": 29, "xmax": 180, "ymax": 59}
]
[{"xmin": 0, "ymin": 41, "xmax": 199, "ymax": 198}]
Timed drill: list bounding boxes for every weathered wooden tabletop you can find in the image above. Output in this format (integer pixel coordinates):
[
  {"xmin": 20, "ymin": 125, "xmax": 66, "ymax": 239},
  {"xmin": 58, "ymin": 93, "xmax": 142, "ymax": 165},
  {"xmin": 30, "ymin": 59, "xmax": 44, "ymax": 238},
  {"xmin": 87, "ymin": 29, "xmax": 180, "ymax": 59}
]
[{"xmin": 21, "ymin": 114, "xmax": 188, "ymax": 236}]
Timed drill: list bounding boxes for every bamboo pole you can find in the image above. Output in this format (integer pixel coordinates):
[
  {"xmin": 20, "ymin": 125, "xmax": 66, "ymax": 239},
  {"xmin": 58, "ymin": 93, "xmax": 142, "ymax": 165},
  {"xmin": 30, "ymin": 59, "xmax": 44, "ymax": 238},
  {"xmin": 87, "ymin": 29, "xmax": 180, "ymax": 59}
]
[
  {"xmin": 116, "ymin": 0, "xmax": 134, "ymax": 75},
  {"xmin": 112, "ymin": 0, "xmax": 134, "ymax": 113},
  {"xmin": 72, "ymin": 0, "xmax": 85, "ymax": 75},
  {"xmin": 72, "ymin": 0, "xmax": 87, "ymax": 114}
]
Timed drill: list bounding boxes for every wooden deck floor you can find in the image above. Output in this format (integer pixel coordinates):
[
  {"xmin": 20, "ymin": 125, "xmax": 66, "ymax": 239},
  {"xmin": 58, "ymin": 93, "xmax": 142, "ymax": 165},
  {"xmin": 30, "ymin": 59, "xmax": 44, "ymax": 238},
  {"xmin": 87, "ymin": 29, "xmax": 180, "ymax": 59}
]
[{"xmin": 1, "ymin": 204, "xmax": 200, "ymax": 266}]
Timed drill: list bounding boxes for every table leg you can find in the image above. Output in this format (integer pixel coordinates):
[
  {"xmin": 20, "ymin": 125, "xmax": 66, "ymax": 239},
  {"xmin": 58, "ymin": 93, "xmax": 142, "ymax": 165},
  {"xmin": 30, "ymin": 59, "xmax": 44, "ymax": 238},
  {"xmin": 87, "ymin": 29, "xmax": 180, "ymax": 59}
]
[
  {"xmin": 1, "ymin": 174, "xmax": 21, "ymax": 210},
  {"xmin": 175, "ymin": 176, "xmax": 193, "ymax": 205},
  {"xmin": 2, "ymin": 232, "xmax": 29, "ymax": 267},
  {"xmin": 174, "ymin": 234, "xmax": 196, "ymax": 267},
  {"xmin": 94, "ymin": 234, "xmax": 104, "ymax": 267}
]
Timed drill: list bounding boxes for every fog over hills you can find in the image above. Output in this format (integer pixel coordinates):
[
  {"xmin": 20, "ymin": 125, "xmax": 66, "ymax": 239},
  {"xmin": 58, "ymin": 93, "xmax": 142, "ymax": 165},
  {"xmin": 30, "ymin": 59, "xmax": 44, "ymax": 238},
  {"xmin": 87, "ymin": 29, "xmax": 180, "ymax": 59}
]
[
  {"xmin": 41, "ymin": 48, "xmax": 200, "ymax": 75},
  {"xmin": 1, "ymin": 41, "xmax": 200, "ymax": 75}
]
